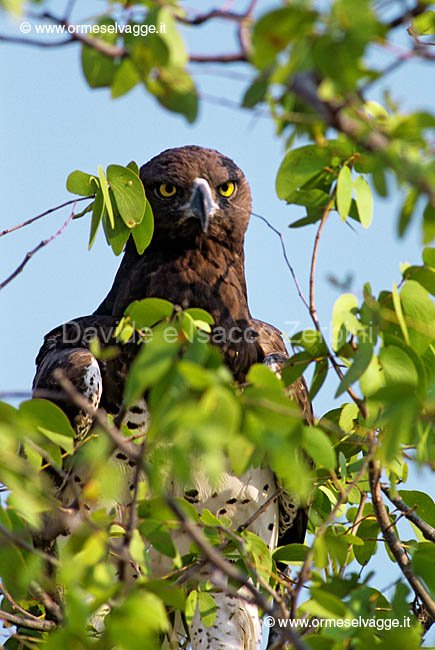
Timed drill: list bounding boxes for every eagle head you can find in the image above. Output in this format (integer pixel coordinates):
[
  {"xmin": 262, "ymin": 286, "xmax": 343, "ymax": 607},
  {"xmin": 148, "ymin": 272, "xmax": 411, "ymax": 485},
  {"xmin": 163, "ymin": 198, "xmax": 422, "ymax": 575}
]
[{"xmin": 139, "ymin": 145, "xmax": 252, "ymax": 243}]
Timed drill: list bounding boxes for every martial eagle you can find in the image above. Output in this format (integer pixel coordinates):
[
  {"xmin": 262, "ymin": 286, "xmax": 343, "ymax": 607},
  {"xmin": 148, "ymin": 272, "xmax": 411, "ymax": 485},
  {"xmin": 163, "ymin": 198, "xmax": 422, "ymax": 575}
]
[{"xmin": 34, "ymin": 146, "xmax": 313, "ymax": 649}]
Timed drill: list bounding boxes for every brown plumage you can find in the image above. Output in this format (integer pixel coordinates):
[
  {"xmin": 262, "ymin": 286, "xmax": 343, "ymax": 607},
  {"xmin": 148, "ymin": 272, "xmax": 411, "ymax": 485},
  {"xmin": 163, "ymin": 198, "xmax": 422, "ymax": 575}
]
[{"xmin": 33, "ymin": 146, "xmax": 313, "ymax": 649}]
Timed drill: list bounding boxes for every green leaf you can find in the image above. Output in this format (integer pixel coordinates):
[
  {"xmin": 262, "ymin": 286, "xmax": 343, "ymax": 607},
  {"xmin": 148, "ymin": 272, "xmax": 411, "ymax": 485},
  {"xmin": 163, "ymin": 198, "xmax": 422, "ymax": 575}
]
[
  {"xmin": 353, "ymin": 175, "xmax": 373, "ymax": 228},
  {"xmin": 184, "ymin": 308, "xmax": 214, "ymax": 325},
  {"xmin": 243, "ymin": 530, "xmax": 273, "ymax": 580},
  {"xmin": 185, "ymin": 590, "xmax": 198, "ymax": 627},
  {"xmin": 132, "ymin": 198, "xmax": 154, "ymax": 254},
  {"xmin": 379, "ymin": 345, "xmax": 419, "ymax": 387},
  {"xmin": 412, "ymin": 542, "xmax": 435, "ymax": 596},
  {"xmin": 309, "ymin": 359, "xmax": 328, "ymax": 400},
  {"xmin": 359, "ymin": 354, "xmax": 385, "ymax": 397},
  {"xmin": 398, "ymin": 187, "xmax": 419, "ymax": 237},
  {"xmin": 412, "ymin": 10, "xmax": 435, "ymax": 35},
  {"xmin": 354, "ymin": 518, "xmax": 379, "ymax": 565},
  {"xmin": 310, "ymin": 488, "xmax": 332, "ymax": 527},
  {"xmin": 125, "ymin": 298, "xmax": 174, "ymax": 328},
  {"xmin": 247, "ymin": 364, "xmax": 283, "ymax": 390},
  {"xmin": 146, "ymin": 67, "xmax": 198, "ymax": 123},
  {"xmin": 139, "ymin": 520, "xmax": 176, "ymax": 557},
  {"xmin": 200, "ymin": 509, "xmax": 222, "ymax": 527},
  {"xmin": 252, "ymin": 7, "xmax": 316, "ymax": 69},
  {"xmin": 127, "ymin": 161, "xmax": 140, "ymax": 176},
  {"xmin": 423, "ymin": 201, "xmax": 435, "ymax": 244},
  {"xmin": 423, "ymin": 247, "xmax": 435, "ymax": 268},
  {"xmin": 276, "ymin": 145, "xmax": 331, "ymax": 201},
  {"xmin": 144, "ymin": 580, "xmax": 185, "ymax": 611},
  {"xmin": 89, "ymin": 188, "xmax": 105, "ymax": 249},
  {"xmin": 242, "ymin": 79, "xmax": 268, "ymax": 107},
  {"xmin": 107, "ymin": 164, "xmax": 146, "ymax": 228},
  {"xmin": 111, "ymin": 58, "xmax": 140, "ymax": 98},
  {"xmin": 336, "ymin": 341, "xmax": 372, "ymax": 397},
  {"xmin": 124, "ymin": 331, "xmax": 180, "ymax": 405},
  {"xmin": 364, "ymin": 101, "xmax": 390, "ymax": 121},
  {"xmin": 336, "ymin": 166, "xmax": 353, "ymax": 221},
  {"xmin": 178, "ymin": 360, "xmax": 214, "ymax": 390},
  {"xmin": 392, "ymin": 282, "xmax": 410, "ymax": 344},
  {"xmin": 302, "ymin": 426, "xmax": 336, "ymax": 469},
  {"xmin": 73, "ymin": 201, "xmax": 94, "ymax": 220},
  {"xmin": 156, "ymin": 7, "xmax": 188, "ymax": 68},
  {"xmin": 400, "ymin": 280, "xmax": 435, "ymax": 353},
  {"xmin": 198, "ymin": 592, "xmax": 216, "ymax": 627},
  {"xmin": 66, "ymin": 170, "xmax": 96, "ymax": 196},
  {"xmin": 332, "ymin": 293, "xmax": 360, "ymax": 351},
  {"xmin": 273, "ymin": 543, "xmax": 309, "ymax": 563},
  {"xmin": 281, "ymin": 351, "xmax": 312, "ymax": 386},
  {"xmin": 403, "ymin": 265, "xmax": 435, "ymax": 296},
  {"xmin": 19, "ymin": 399, "xmax": 75, "ymax": 454},
  {"xmin": 398, "ymin": 491, "xmax": 435, "ymax": 528},
  {"xmin": 102, "ymin": 210, "xmax": 130, "ymax": 255},
  {"xmin": 98, "ymin": 165, "xmax": 114, "ymax": 228},
  {"xmin": 292, "ymin": 329, "xmax": 328, "ymax": 357},
  {"xmin": 309, "ymin": 587, "xmax": 348, "ymax": 617}
]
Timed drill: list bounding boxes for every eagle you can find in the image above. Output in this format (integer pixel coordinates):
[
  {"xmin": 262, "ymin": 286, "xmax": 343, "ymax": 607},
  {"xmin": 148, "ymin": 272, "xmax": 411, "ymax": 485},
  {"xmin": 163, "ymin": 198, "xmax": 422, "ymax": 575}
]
[{"xmin": 33, "ymin": 146, "xmax": 313, "ymax": 649}]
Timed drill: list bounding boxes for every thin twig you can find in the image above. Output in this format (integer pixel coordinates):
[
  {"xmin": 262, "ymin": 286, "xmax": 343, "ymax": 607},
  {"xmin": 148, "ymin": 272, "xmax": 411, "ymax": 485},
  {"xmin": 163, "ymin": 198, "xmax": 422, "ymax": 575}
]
[
  {"xmin": 0, "ymin": 196, "xmax": 92, "ymax": 238},
  {"xmin": 40, "ymin": 12, "xmax": 125, "ymax": 58},
  {"xmin": 0, "ymin": 34, "xmax": 73, "ymax": 47},
  {"xmin": 167, "ymin": 496, "xmax": 309, "ymax": 650},
  {"xmin": 0, "ymin": 609, "xmax": 56, "ymax": 632},
  {"xmin": 0, "ymin": 206, "xmax": 75, "ymax": 291},
  {"xmin": 237, "ymin": 488, "xmax": 282, "ymax": 534},
  {"xmin": 381, "ymin": 484, "xmax": 435, "ymax": 543},
  {"xmin": 0, "ymin": 523, "xmax": 59, "ymax": 567},
  {"xmin": 177, "ymin": 488, "xmax": 282, "ymax": 587},
  {"xmin": 291, "ymin": 441, "xmax": 375, "ymax": 618},
  {"xmin": 369, "ymin": 456, "xmax": 435, "ymax": 620},
  {"xmin": 167, "ymin": 495, "xmax": 269, "ymax": 608},
  {"xmin": 387, "ymin": 3, "xmax": 427, "ymax": 29},
  {"xmin": 29, "ymin": 582, "xmax": 63, "ymax": 623},
  {"xmin": 0, "ymin": 583, "xmax": 41, "ymax": 620},
  {"xmin": 53, "ymin": 371, "xmax": 141, "ymax": 462},
  {"xmin": 119, "ymin": 438, "xmax": 146, "ymax": 583},
  {"xmin": 252, "ymin": 213, "xmax": 309, "ymax": 310},
  {"xmin": 309, "ymin": 198, "xmax": 333, "ymax": 330},
  {"xmin": 304, "ymin": 196, "xmax": 367, "ymax": 416}
]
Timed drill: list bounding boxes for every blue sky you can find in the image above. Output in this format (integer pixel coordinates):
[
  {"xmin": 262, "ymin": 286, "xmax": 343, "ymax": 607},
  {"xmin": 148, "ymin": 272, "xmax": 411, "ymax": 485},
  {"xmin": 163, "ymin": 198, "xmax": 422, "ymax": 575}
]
[{"xmin": 0, "ymin": 0, "xmax": 434, "ymax": 642}]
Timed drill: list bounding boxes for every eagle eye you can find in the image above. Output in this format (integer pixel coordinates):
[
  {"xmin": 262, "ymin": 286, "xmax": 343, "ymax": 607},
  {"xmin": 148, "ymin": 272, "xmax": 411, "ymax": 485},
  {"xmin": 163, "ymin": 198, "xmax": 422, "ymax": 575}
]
[
  {"xmin": 157, "ymin": 183, "xmax": 177, "ymax": 198},
  {"xmin": 218, "ymin": 181, "xmax": 236, "ymax": 197}
]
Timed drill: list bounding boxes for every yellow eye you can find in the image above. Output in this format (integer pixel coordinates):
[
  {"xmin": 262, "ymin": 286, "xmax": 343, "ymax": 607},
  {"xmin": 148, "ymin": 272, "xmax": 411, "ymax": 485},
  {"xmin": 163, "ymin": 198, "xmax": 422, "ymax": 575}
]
[
  {"xmin": 218, "ymin": 181, "xmax": 236, "ymax": 197},
  {"xmin": 158, "ymin": 183, "xmax": 177, "ymax": 197}
]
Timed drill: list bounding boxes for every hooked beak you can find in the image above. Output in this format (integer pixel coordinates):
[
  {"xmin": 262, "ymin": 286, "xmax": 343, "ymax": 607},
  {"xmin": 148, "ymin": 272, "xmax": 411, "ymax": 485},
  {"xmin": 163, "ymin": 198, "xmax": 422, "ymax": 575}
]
[{"xmin": 188, "ymin": 178, "xmax": 218, "ymax": 233}]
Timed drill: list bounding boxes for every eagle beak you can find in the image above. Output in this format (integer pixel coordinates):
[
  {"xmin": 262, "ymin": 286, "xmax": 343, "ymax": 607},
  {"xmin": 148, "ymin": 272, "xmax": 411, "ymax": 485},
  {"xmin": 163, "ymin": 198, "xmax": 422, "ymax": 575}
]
[{"xmin": 189, "ymin": 178, "xmax": 218, "ymax": 233}]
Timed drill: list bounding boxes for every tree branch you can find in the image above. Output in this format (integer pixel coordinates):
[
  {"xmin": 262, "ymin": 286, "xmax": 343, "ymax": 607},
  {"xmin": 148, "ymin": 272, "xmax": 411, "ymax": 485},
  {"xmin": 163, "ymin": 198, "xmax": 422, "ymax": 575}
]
[
  {"xmin": 119, "ymin": 438, "xmax": 146, "ymax": 583},
  {"xmin": 369, "ymin": 458, "xmax": 435, "ymax": 620},
  {"xmin": 40, "ymin": 12, "xmax": 126, "ymax": 58},
  {"xmin": 309, "ymin": 197, "xmax": 334, "ymax": 330},
  {"xmin": 167, "ymin": 495, "xmax": 309, "ymax": 650},
  {"xmin": 291, "ymin": 442, "xmax": 374, "ymax": 618},
  {"xmin": 0, "ymin": 608, "xmax": 57, "ymax": 632},
  {"xmin": 381, "ymin": 484, "xmax": 435, "ymax": 543},
  {"xmin": 0, "ymin": 196, "xmax": 92, "ymax": 238},
  {"xmin": 0, "ymin": 523, "xmax": 59, "ymax": 567},
  {"xmin": 387, "ymin": 2, "xmax": 427, "ymax": 30},
  {"xmin": 252, "ymin": 212, "xmax": 309, "ymax": 310},
  {"xmin": 0, "ymin": 34, "xmax": 74, "ymax": 47},
  {"xmin": 0, "ymin": 206, "xmax": 75, "ymax": 291}
]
